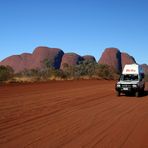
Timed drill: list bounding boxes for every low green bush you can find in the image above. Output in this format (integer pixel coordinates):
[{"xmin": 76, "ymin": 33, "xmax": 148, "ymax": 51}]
[
  {"xmin": 5, "ymin": 60, "xmax": 119, "ymax": 83},
  {"xmin": 0, "ymin": 65, "xmax": 14, "ymax": 82}
]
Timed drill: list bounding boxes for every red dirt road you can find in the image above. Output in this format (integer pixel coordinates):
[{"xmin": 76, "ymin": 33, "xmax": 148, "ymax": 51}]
[{"xmin": 0, "ymin": 80, "xmax": 148, "ymax": 148}]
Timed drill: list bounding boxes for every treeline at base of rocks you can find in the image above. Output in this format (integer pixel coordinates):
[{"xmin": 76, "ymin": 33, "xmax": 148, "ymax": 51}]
[
  {"xmin": 0, "ymin": 60, "xmax": 121, "ymax": 83},
  {"xmin": 1, "ymin": 60, "xmax": 148, "ymax": 83}
]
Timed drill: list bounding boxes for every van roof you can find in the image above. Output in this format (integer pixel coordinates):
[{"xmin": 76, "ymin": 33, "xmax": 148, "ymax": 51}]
[{"xmin": 122, "ymin": 64, "xmax": 144, "ymax": 74}]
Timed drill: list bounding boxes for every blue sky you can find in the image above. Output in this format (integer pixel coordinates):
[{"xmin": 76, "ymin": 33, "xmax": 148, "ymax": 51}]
[{"xmin": 0, "ymin": 0, "xmax": 148, "ymax": 64}]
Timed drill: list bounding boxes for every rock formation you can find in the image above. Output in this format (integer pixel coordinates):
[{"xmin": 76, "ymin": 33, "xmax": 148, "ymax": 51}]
[
  {"xmin": 121, "ymin": 52, "xmax": 136, "ymax": 68},
  {"xmin": 82, "ymin": 55, "xmax": 96, "ymax": 62},
  {"xmin": 60, "ymin": 53, "xmax": 83, "ymax": 69},
  {"xmin": 0, "ymin": 46, "xmax": 64, "ymax": 72},
  {"xmin": 98, "ymin": 48, "xmax": 122, "ymax": 73}
]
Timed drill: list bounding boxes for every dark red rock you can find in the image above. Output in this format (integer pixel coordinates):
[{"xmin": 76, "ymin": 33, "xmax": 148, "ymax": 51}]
[
  {"xmin": 82, "ymin": 55, "xmax": 96, "ymax": 62},
  {"xmin": 121, "ymin": 52, "xmax": 136, "ymax": 68},
  {"xmin": 0, "ymin": 46, "xmax": 145, "ymax": 75},
  {"xmin": 141, "ymin": 64, "xmax": 148, "ymax": 74},
  {"xmin": 0, "ymin": 46, "xmax": 64, "ymax": 72},
  {"xmin": 98, "ymin": 48, "xmax": 122, "ymax": 73},
  {"xmin": 32, "ymin": 46, "xmax": 64, "ymax": 69},
  {"xmin": 20, "ymin": 53, "xmax": 33, "ymax": 70},
  {"xmin": 0, "ymin": 53, "xmax": 32, "ymax": 73},
  {"xmin": 60, "ymin": 53, "xmax": 83, "ymax": 69}
]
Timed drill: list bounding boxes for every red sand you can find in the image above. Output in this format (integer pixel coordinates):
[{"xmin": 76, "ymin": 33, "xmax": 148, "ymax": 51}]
[{"xmin": 0, "ymin": 80, "xmax": 148, "ymax": 148}]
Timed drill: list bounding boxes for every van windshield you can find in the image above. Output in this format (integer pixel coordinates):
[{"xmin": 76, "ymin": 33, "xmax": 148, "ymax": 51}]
[{"xmin": 120, "ymin": 74, "xmax": 139, "ymax": 81}]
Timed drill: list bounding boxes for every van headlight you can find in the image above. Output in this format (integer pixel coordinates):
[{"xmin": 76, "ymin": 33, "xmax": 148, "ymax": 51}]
[
  {"xmin": 117, "ymin": 84, "xmax": 121, "ymax": 87},
  {"xmin": 132, "ymin": 84, "xmax": 137, "ymax": 88}
]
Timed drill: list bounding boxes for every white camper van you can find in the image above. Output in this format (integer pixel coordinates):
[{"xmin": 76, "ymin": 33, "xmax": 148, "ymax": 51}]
[{"xmin": 115, "ymin": 64, "xmax": 145, "ymax": 97}]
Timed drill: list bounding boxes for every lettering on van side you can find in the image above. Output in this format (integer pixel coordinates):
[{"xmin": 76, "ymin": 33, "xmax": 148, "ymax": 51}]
[{"xmin": 126, "ymin": 69, "xmax": 136, "ymax": 72}]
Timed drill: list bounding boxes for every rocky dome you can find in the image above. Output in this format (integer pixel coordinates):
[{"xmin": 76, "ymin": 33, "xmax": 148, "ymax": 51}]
[
  {"xmin": 0, "ymin": 46, "xmax": 145, "ymax": 74},
  {"xmin": 141, "ymin": 64, "xmax": 148, "ymax": 74},
  {"xmin": 0, "ymin": 53, "xmax": 32, "ymax": 73},
  {"xmin": 60, "ymin": 53, "xmax": 83, "ymax": 69},
  {"xmin": 0, "ymin": 46, "xmax": 64, "ymax": 72},
  {"xmin": 121, "ymin": 52, "xmax": 136, "ymax": 68},
  {"xmin": 32, "ymin": 46, "xmax": 64, "ymax": 69},
  {"xmin": 82, "ymin": 55, "xmax": 96, "ymax": 62},
  {"xmin": 98, "ymin": 48, "xmax": 122, "ymax": 73}
]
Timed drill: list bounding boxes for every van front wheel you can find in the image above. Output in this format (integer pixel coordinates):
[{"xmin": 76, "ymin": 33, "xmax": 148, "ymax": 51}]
[
  {"xmin": 116, "ymin": 91, "xmax": 120, "ymax": 96},
  {"xmin": 135, "ymin": 91, "xmax": 140, "ymax": 97}
]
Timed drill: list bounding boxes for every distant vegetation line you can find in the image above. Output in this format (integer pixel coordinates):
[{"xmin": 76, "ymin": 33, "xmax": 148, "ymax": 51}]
[{"xmin": 0, "ymin": 60, "xmax": 120, "ymax": 83}]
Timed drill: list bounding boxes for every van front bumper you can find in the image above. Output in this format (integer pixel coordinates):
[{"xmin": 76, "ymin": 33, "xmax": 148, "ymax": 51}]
[{"xmin": 116, "ymin": 84, "xmax": 138, "ymax": 92}]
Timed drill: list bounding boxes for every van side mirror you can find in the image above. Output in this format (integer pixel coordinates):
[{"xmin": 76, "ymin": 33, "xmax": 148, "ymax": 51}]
[
  {"xmin": 143, "ymin": 74, "xmax": 145, "ymax": 79},
  {"xmin": 140, "ymin": 73, "xmax": 144, "ymax": 81}
]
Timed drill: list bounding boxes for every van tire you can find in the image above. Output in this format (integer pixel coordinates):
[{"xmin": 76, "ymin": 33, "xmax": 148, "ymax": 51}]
[
  {"xmin": 135, "ymin": 91, "xmax": 140, "ymax": 97},
  {"xmin": 116, "ymin": 91, "xmax": 120, "ymax": 96},
  {"xmin": 142, "ymin": 87, "xmax": 145, "ymax": 94}
]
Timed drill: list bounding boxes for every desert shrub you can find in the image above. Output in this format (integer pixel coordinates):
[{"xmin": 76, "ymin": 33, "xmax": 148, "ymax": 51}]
[
  {"xmin": 17, "ymin": 69, "xmax": 40, "ymax": 77},
  {"xmin": 43, "ymin": 59, "xmax": 53, "ymax": 69},
  {"xmin": 62, "ymin": 65, "xmax": 76, "ymax": 79},
  {"xmin": 14, "ymin": 59, "xmax": 118, "ymax": 82},
  {"xmin": 17, "ymin": 59, "xmax": 55, "ymax": 80},
  {"xmin": 42, "ymin": 59, "xmax": 60, "ymax": 79},
  {"xmin": 0, "ymin": 65, "xmax": 14, "ymax": 82},
  {"xmin": 61, "ymin": 61, "xmax": 116, "ymax": 80},
  {"xmin": 25, "ymin": 69, "xmax": 39, "ymax": 76},
  {"xmin": 95, "ymin": 64, "xmax": 115, "ymax": 79},
  {"xmin": 62, "ymin": 63, "xmax": 69, "ymax": 69},
  {"xmin": 15, "ymin": 59, "xmax": 60, "ymax": 81},
  {"xmin": 77, "ymin": 60, "xmax": 97, "ymax": 77}
]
